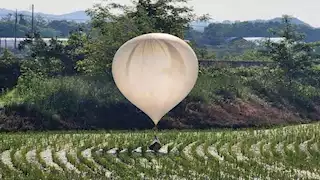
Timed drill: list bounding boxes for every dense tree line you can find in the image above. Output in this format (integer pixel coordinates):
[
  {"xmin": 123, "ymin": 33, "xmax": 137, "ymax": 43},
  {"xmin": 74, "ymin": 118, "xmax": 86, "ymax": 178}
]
[
  {"xmin": 187, "ymin": 21, "xmax": 320, "ymax": 45},
  {"xmin": 0, "ymin": 14, "xmax": 90, "ymax": 37}
]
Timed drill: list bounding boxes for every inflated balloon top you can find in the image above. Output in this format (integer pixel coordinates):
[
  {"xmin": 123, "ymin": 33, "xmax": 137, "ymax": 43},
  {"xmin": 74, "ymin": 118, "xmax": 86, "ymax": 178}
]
[{"xmin": 112, "ymin": 33, "xmax": 198, "ymax": 125}]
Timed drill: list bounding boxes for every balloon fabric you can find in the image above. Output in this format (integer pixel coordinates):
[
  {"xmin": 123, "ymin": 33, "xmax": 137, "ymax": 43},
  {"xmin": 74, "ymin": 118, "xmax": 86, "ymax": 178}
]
[{"xmin": 112, "ymin": 33, "xmax": 198, "ymax": 125}]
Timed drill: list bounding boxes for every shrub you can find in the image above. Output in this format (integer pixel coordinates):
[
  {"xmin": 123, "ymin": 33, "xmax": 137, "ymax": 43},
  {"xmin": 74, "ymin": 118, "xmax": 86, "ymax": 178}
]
[{"xmin": 0, "ymin": 49, "xmax": 21, "ymax": 92}]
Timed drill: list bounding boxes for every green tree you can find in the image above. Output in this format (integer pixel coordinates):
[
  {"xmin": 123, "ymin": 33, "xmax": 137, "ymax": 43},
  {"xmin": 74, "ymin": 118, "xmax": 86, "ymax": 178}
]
[
  {"xmin": 264, "ymin": 15, "xmax": 320, "ymax": 85},
  {"xmin": 18, "ymin": 14, "xmax": 28, "ymax": 26},
  {"xmin": 18, "ymin": 32, "xmax": 65, "ymax": 76},
  {"xmin": 76, "ymin": 0, "xmax": 209, "ymax": 75},
  {"xmin": 232, "ymin": 49, "xmax": 271, "ymax": 61},
  {"xmin": 0, "ymin": 49, "xmax": 20, "ymax": 90},
  {"xmin": 63, "ymin": 29, "xmax": 87, "ymax": 73},
  {"xmin": 48, "ymin": 20, "xmax": 82, "ymax": 37},
  {"xmin": 189, "ymin": 40, "xmax": 215, "ymax": 60}
]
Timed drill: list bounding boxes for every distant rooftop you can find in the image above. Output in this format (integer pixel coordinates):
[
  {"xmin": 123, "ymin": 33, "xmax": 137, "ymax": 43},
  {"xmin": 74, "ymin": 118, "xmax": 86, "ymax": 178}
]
[
  {"xmin": 224, "ymin": 36, "xmax": 284, "ymax": 45},
  {"xmin": 243, "ymin": 37, "xmax": 284, "ymax": 44},
  {"xmin": 225, "ymin": 37, "xmax": 244, "ymax": 43}
]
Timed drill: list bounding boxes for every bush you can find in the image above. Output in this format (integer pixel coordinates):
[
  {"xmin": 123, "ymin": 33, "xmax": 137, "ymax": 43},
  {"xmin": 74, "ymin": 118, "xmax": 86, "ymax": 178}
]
[
  {"xmin": 0, "ymin": 49, "xmax": 21, "ymax": 92},
  {"xmin": 1, "ymin": 65, "xmax": 319, "ymax": 130},
  {"xmin": 3, "ymin": 74, "xmax": 156, "ymax": 129}
]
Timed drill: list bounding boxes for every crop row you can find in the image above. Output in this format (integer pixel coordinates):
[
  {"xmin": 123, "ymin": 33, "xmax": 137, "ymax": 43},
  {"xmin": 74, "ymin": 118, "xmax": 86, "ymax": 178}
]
[{"xmin": 0, "ymin": 123, "xmax": 319, "ymax": 179}]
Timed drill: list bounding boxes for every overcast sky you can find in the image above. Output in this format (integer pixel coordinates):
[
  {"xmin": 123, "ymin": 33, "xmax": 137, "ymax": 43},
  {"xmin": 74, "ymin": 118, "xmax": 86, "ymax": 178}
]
[{"xmin": 2, "ymin": 0, "xmax": 320, "ymax": 27}]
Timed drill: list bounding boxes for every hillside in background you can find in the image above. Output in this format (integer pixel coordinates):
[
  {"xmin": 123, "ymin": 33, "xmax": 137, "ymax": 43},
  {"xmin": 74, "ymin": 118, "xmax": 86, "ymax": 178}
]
[
  {"xmin": 253, "ymin": 17, "xmax": 312, "ymax": 27},
  {"xmin": 190, "ymin": 17, "xmax": 313, "ymax": 32},
  {"xmin": 0, "ymin": 9, "xmax": 90, "ymax": 22},
  {"xmin": 1, "ymin": 8, "xmax": 318, "ymax": 43},
  {"xmin": 187, "ymin": 18, "xmax": 320, "ymax": 46},
  {"xmin": 0, "ymin": 8, "xmax": 314, "ymax": 28}
]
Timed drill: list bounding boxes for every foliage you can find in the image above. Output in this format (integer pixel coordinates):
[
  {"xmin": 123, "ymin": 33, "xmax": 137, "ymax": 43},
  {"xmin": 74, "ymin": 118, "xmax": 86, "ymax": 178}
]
[
  {"xmin": 0, "ymin": 49, "xmax": 20, "ymax": 91},
  {"xmin": 191, "ymin": 67, "xmax": 246, "ymax": 102},
  {"xmin": 18, "ymin": 33, "xmax": 64, "ymax": 76},
  {"xmin": 0, "ymin": 15, "xmax": 89, "ymax": 38},
  {"xmin": 220, "ymin": 49, "xmax": 272, "ymax": 61},
  {"xmin": 263, "ymin": 15, "xmax": 320, "ymax": 85},
  {"xmin": 47, "ymin": 20, "xmax": 89, "ymax": 37},
  {"xmin": 76, "ymin": 0, "xmax": 209, "ymax": 75},
  {"xmin": 18, "ymin": 30, "xmax": 87, "ymax": 76},
  {"xmin": 188, "ymin": 40, "xmax": 216, "ymax": 60},
  {"xmin": 1, "ymin": 63, "xmax": 318, "ymax": 130},
  {"xmin": 199, "ymin": 19, "xmax": 320, "ymax": 46}
]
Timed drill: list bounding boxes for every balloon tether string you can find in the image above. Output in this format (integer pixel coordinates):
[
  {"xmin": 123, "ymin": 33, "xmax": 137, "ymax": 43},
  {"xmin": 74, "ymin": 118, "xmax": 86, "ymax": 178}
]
[{"xmin": 153, "ymin": 124, "xmax": 158, "ymax": 137}]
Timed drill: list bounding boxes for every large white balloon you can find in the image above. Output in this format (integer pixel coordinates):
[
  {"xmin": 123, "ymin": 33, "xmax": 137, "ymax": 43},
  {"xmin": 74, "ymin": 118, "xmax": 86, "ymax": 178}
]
[{"xmin": 112, "ymin": 33, "xmax": 198, "ymax": 125}]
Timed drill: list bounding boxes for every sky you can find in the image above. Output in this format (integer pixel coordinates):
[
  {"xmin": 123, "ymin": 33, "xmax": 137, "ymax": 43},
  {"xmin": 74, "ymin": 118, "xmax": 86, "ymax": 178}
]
[{"xmin": 2, "ymin": 0, "xmax": 320, "ymax": 27}]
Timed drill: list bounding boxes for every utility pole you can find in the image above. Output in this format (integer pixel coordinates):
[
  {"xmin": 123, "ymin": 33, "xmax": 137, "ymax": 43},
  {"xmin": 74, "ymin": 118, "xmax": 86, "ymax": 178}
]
[
  {"xmin": 31, "ymin": 4, "xmax": 34, "ymax": 37},
  {"xmin": 14, "ymin": 9, "xmax": 17, "ymax": 49}
]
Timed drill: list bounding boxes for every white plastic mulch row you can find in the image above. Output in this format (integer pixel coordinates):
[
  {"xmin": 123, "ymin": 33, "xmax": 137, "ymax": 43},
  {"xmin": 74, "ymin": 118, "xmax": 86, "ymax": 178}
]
[
  {"xmin": 81, "ymin": 147, "xmax": 113, "ymax": 178},
  {"xmin": 195, "ymin": 143, "xmax": 208, "ymax": 160},
  {"xmin": 299, "ymin": 137, "xmax": 314, "ymax": 157},
  {"xmin": 231, "ymin": 141, "xmax": 249, "ymax": 162},
  {"xmin": 56, "ymin": 149, "xmax": 81, "ymax": 174},
  {"xmin": 182, "ymin": 142, "xmax": 197, "ymax": 160},
  {"xmin": 40, "ymin": 148, "xmax": 63, "ymax": 171},
  {"xmin": 1, "ymin": 150, "xmax": 17, "ymax": 171},
  {"xmin": 26, "ymin": 149, "xmax": 43, "ymax": 170},
  {"xmin": 249, "ymin": 138, "xmax": 320, "ymax": 179},
  {"xmin": 208, "ymin": 141, "xmax": 224, "ymax": 161}
]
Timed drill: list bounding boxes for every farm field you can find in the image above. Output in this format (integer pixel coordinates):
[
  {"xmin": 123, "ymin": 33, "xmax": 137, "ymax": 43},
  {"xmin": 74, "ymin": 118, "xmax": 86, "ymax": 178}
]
[{"xmin": 0, "ymin": 123, "xmax": 319, "ymax": 180}]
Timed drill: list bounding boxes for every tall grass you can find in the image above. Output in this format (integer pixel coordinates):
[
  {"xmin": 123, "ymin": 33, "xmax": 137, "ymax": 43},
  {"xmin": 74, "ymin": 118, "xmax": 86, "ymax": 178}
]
[{"xmin": 1, "ymin": 67, "xmax": 245, "ymax": 120}]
